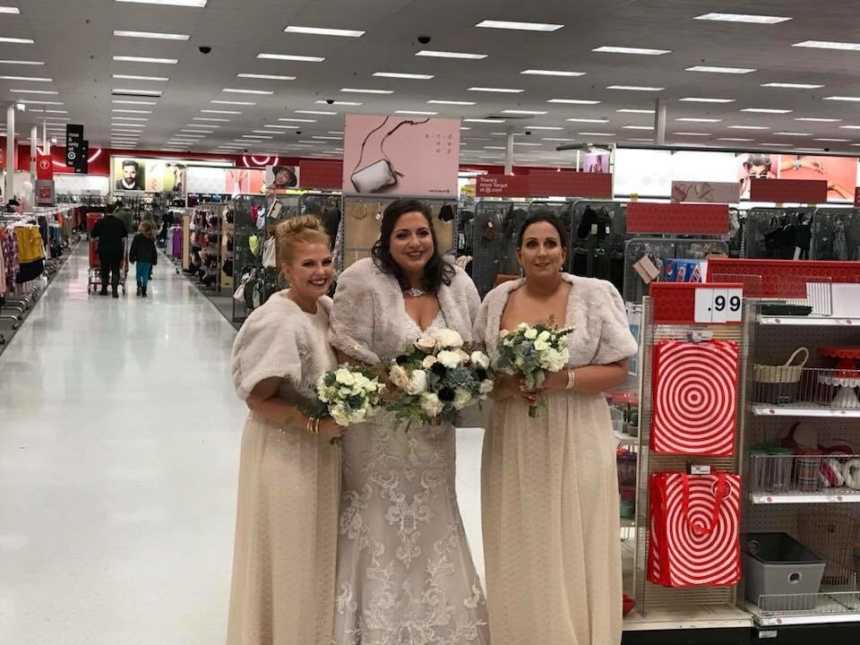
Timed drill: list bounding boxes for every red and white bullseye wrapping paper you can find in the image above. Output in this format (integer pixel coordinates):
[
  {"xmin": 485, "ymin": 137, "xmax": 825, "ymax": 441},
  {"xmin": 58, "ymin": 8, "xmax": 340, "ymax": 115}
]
[
  {"xmin": 648, "ymin": 472, "xmax": 742, "ymax": 588},
  {"xmin": 651, "ymin": 340, "xmax": 740, "ymax": 456}
]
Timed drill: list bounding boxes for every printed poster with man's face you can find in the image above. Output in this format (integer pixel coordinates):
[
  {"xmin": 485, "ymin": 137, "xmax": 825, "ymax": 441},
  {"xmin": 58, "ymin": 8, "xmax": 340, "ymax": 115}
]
[{"xmin": 112, "ymin": 157, "xmax": 186, "ymax": 194}]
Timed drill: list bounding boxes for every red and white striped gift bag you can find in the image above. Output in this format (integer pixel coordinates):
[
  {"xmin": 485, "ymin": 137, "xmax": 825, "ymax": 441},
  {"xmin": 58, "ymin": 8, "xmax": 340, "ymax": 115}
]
[
  {"xmin": 648, "ymin": 471, "xmax": 742, "ymax": 588},
  {"xmin": 651, "ymin": 340, "xmax": 740, "ymax": 456}
]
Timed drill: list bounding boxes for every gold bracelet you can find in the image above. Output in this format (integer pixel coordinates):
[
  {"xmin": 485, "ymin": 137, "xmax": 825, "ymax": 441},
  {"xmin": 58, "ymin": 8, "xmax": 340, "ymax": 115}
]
[
  {"xmin": 313, "ymin": 417, "xmax": 321, "ymax": 435},
  {"xmin": 565, "ymin": 368, "xmax": 577, "ymax": 391}
]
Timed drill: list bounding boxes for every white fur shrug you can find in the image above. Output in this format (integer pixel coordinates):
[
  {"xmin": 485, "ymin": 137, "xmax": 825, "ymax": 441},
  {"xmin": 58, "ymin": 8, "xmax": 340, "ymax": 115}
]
[
  {"xmin": 330, "ymin": 257, "xmax": 480, "ymax": 364},
  {"xmin": 474, "ymin": 274, "xmax": 638, "ymax": 367}
]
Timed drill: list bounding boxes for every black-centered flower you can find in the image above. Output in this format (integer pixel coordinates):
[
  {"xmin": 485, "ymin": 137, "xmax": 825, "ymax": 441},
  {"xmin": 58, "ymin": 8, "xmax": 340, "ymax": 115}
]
[{"xmin": 438, "ymin": 387, "xmax": 456, "ymax": 402}]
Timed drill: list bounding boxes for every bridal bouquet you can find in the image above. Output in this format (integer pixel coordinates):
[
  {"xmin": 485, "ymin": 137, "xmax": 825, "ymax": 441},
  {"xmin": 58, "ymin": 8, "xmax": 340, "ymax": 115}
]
[
  {"xmin": 494, "ymin": 322, "xmax": 574, "ymax": 417},
  {"xmin": 386, "ymin": 327, "xmax": 494, "ymax": 426},
  {"xmin": 313, "ymin": 365, "xmax": 386, "ymax": 427}
]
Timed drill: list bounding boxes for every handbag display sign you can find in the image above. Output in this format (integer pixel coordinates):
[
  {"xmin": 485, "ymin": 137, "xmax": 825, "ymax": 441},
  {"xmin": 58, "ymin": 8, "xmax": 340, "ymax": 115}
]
[
  {"xmin": 475, "ymin": 172, "xmax": 612, "ymax": 198},
  {"xmin": 651, "ymin": 339, "xmax": 740, "ymax": 456},
  {"xmin": 648, "ymin": 471, "xmax": 742, "ymax": 588},
  {"xmin": 342, "ymin": 114, "xmax": 460, "ymax": 197},
  {"xmin": 671, "ymin": 180, "xmax": 740, "ymax": 204}
]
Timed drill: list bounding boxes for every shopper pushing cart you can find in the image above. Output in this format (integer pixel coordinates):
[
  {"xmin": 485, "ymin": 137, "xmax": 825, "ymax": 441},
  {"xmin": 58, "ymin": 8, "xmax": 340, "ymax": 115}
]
[{"xmin": 90, "ymin": 206, "xmax": 129, "ymax": 298}]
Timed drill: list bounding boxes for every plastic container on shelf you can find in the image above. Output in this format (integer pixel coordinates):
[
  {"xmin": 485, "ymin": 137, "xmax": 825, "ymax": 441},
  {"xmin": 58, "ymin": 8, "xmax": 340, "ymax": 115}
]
[
  {"xmin": 752, "ymin": 347, "xmax": 810, "ymax": 405},
  {"xmin": 750, "ymin": 447, "xmax": 793, "ymax": 493},
  {"xmin": 744, "ymin": 532, "xmax": 826, "ymax": 612}
]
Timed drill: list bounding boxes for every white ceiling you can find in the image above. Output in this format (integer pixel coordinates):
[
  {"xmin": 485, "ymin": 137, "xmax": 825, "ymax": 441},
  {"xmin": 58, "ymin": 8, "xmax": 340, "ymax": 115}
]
[{"xmin": 4, "ymin": 0, "xmax": 860, "ymax": 166}]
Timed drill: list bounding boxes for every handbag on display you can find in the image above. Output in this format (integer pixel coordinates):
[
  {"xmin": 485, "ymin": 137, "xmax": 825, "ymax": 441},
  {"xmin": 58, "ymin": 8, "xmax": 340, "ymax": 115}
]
[
  {"xmin": 651, "ymin": 340, "xmax": 740, "ymax": 456},
  {"xmin": 647, "ymin": 471, "xmax": 742, "ymax": 588}
]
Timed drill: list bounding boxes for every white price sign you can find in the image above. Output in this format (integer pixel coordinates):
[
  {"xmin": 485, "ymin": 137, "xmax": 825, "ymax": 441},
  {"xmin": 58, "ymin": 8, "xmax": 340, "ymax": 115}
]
[{"xmin": 694, "ymin": 287, "xmax": 743, "ymax": 324}]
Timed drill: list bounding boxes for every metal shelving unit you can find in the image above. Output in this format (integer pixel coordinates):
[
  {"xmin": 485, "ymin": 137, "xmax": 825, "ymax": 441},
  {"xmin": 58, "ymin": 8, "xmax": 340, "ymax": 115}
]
[
  {"xmin": 751, "ymin": 404, "xmax": 860, "ymax": 418},
  {"xmin": 758, "ymin": 316, "xmax": 860, "ymax": 327}
]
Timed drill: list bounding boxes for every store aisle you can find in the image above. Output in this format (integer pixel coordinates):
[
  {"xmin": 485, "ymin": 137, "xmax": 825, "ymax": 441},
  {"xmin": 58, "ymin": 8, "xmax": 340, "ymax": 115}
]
[
  {"xmin": 0, "ymin": 246, "xmax": 485, "ymax": 645},
  {"xmin": 0, "ymin": 247, "xmax": 245, "ymax": 645}
]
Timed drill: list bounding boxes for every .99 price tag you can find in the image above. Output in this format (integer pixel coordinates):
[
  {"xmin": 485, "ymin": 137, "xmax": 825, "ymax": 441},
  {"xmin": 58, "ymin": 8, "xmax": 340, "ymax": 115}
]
[{"xmin": 695, "ymin": 287, "xmax": 743, "ymax": 324}]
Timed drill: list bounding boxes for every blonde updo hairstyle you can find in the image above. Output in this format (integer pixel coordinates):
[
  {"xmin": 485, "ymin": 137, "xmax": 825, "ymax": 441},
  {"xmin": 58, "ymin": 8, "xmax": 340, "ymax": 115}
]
[{"xmin": 275, "ymin": 215, "xmax": 330, "ymax": 271}]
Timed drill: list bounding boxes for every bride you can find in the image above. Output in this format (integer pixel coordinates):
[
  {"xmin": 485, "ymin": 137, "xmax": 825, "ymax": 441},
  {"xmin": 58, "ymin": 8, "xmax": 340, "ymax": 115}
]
[{"xmin": 329, "ymin": 199, "xmax": 489, "ymax": 645}]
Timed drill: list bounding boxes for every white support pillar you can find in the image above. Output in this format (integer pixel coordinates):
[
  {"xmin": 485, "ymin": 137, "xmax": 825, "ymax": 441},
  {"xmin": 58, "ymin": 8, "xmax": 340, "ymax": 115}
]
[
  {"xmin": 4, "ymin": 103, "xmax": 15, "ymax": 203},
  {"xmin": 505, "ymin": 132, "xmax": 515, "ymax": 175},
  {"xmin": 654, "ymin": 98, "xmax": 667, "ymax": 146},
  {"xmin": 42, "ymin": 120, "xmax": 48, "ymax": 153},
  {"xmin": 30, "ymin": 125, "xmax": 38, "ymax": 180}
]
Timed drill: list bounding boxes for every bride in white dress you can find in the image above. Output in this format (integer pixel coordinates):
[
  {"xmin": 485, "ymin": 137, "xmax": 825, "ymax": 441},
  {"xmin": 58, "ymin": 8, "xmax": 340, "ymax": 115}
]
[{"xmin": 329, "ymin": 199, "xmax": 489, "ymax": 645}]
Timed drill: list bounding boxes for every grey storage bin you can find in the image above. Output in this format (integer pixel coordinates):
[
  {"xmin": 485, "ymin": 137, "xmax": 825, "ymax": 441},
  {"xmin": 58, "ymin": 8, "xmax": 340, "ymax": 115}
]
[{"xmin": 744, "ymin": 532, "xmax": 826, "ymax": 611}]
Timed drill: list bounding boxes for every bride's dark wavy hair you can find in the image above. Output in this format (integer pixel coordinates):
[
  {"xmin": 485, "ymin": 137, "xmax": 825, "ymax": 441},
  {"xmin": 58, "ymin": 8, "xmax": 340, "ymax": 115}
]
[{"xmin": 371, "ymin": 198, "xmax": 455, "ymax": 293}]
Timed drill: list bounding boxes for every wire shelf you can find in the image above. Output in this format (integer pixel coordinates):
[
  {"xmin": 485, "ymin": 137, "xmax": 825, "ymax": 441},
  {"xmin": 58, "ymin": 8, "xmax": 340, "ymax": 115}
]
[
  {"xmin": 749, "ymin": 453, "xmax": 860, "ymax": 497},
  {"xmin": 745, "ymin": 590, "xmax": 860, "ymax": 626},
  {"xmin": 752, "ymin": 367, "xmax": 860, "ymax": 410}
]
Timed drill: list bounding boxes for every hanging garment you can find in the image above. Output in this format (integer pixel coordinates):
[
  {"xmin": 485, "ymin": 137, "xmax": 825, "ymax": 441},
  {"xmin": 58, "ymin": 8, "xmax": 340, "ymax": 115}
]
[
  {"xmin": 648, "ymin": 471, "xmax": 741, "ymax": 588},
  {"xmin": 651, "ymin": 340, "xmax": 740, "ymax": 457},
  {"xmin": 0, "ymin": 231, "xmax": 6, "ymax": 297},
  {"xmin": 13, "ymin": 226, "xmax": 45, "ymax": 264}
]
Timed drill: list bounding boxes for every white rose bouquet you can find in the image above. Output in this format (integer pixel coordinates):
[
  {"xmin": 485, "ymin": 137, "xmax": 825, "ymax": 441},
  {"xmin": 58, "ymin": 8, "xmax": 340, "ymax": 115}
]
[
  {"xmin": 386, "ymin": 327, "xmax": 494, "ymax": 426},
  {"xmin": 494, "ymin": 322, "xmax": 574, "ymax": 417},
  {"xmin": 313, "ymin": 364, "xmax": 386, "ymax": 427}
]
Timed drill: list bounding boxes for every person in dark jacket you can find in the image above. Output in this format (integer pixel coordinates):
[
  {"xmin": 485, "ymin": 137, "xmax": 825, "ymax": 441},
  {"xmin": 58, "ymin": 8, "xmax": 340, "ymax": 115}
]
[
  {"xmin": 91, "ymin": 206, "xmax": 129, "ymax": 298},
  {"xmin": 129, "ymin": 220, "xmax": 158, "ymax": 297}
]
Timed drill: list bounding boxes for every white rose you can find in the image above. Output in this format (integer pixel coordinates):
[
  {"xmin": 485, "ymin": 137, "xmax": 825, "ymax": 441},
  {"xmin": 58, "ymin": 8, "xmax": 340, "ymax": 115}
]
[
  {"xmin": 415, "ymin": 335, "xmax": 437, "ymax": 352},
  {"xmin": 389, "ymin": 364, "xmax": 411, "ymax": 390},
  {"xmin": 534, "ymin": 338, "xmax": 549, "ymax": 352},
  {"xmin": 517, "ymin": 322, "xmax": 528, "ymax": 331},
  {"xmin": 350, "ymin": 407, "xmax": 367, "ymax": 423},
  {"xmin": 437, "ymin": 350, "xmax": 462, "ymax": 369},
  {"xmin": 538, "ymin": 330, "xmax": 551, "ymax": 342},
  {"xmin": 422, "ymin": 354, "xmax": 438, "ymax": 369},
  {"xmin": 406, "ymin": 369, "xmax": 428, "ymax": 395},
  {"xmin": 335, "ymin": 368, "xmax": 356, "ymax": 386},
  {"xmin": 543, "ymin": 348, "xmax": 569, "ymax": 372},
  {"xmin": 454, "ymin": 388, "xmax": 473, "ymax": 410},
  {"xmin": 470, "ymin": 351, "xmax": 490, "ymax": 369},
  {"xmin": 524, "ymin": 327, "xmax": 538, "ymax": 340},
  {"xmin": 479, "ymin": 379, "xmax": 494, "ymax": 395},
  {"xmin": 430, "ymin": 328, "xmax": 464, "ymax": 349},
  {"xmin": 500, "ymin": 329, "xmax": 509, "ymax": 338},
  {"xmin": 420, "ymin": 392, "xmax": 444, "ymax": 418}
]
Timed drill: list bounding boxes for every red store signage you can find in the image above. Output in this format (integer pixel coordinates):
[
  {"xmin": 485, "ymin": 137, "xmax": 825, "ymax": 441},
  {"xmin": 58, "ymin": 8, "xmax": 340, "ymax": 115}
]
[
  {"xmin": 749, "ymin": 178, "xmax": 828, "ymax": 204},
  {"xmin": 627, "ymin": 202, "xmax": 730, "ymax": 235},
  {"xmin": 475, "ymin": 172, "xmax": 612, "ymax": 198},
  {"xmin": 36, "ymin": 153, "xmax": 53, "ymax": 180}
]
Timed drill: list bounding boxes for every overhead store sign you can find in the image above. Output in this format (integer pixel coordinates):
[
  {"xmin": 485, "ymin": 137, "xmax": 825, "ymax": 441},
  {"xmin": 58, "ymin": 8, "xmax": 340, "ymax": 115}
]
[
  {"xmin": 342, "ymin": 113, "xmax": 460, "ymax": 197},
  {"xmin": 74, "ymin": 140, "xmax": 89, "ymax": 174},
  {"xmin": 475, "ymin": 172, "xmax": 612, "ymax": 198},
  {"xmin": 36, "ymin": 153, "xmax": 53, "ymax": 180},
  {"xmin": 749, "ymin": 178, "xmax": 828, "ymax": 203},
  {"xmin": 627, "ymin": 202, "xmax": 730, "ymax": 235},
  {"xmin": 65, "ymin": 124, "xmax": 83, "ymax": 168},
  {"xmin": 671, "ymin": 180, "xmax": 739, "ymax": 204}
]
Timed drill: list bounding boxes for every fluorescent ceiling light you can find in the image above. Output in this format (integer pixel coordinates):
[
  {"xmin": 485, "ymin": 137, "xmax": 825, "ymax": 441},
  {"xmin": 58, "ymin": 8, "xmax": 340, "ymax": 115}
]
[
  {"xmin": 607, "ymin": 85, "xmax": 664, "ymax": 91},
  {"xmin": 729, "ymin": 125, "xmax": 770, "ymax": 130},
  {"xmin": 718, "ymin": 137, "xmax": 754, "ymax": 142},
  {"xmin": 45, "ymin": 109, "xmax": 67, "ymax": 113},
  {"xmin": 578, "ymin": 132, "xmax": 615, "ymax": 136},
  {"xmin": 295, "ymin": 110, "xmax": 336, "ymax": 115},
  {"xmin": 815, "ymin": 138, "xmax": 850, "ymax": 142},
  {"xmin": 341, "ymin": 88, "xmax": 394, "ymax": 94},
  {"xmin": 617, "ymin": 108, "xmax": 655, "ymax": 114},
  {"xmin": 223, "ymin": 88, "xmax": 273, "ymax": 95},
  {"xmin": 185, "ymin": 124, "xmax": 219, "ymax": 128},
  {"xmin": 201, "ymin": 109, "xmax": 240, "ymax": 114},
  {"xmin": 623, "ymin": 125, "xmax": 654, "ymax": 130},
  {"xmin": 211, "ymin": 99, "xmax": 255, "ymax": 105},
  {"xmin": 475, "ymin": 20, "xmax": 563, "ymax": 32},
  {"xmin": 762, "ymin": 82, "xmax": 824, "ymax": 89},
  {"xmin": 567, "ymin": 118, "xmax": 609, "ymax": 123},
  {"xmin": 279, "ymin": 117, "xmax": 317, "ymax": 122},
  {"xmin": 113, "ymin": 30, "xmax": 189, "ymax": 40},
  {"xmin": 741, "ymin": 108, "xmax": 792, "ymax": 114},
  {"xmin": 0, "ymin": 75, "xmax": 51, "ymax": 81},
  {"xmin": 312, "ymin": 135, "xmax": 343, "ymax": 140},
  {"xmin": 548, "ymin": 98, "xmax": 600, "ymax": 104},
  {"xmin": 483, "ymin": 146, "xmax": 506, "ymax": 150},
  {"xmin": 20, "ymin": 100, "xmax": 63, "ymax": 105},
  {"xmin": 315, "ymin": 100, "xmax": 360, "ymax": 106},
  {"xmin": 115, "ymin": 0, "xmax": 208, "ymax": 7},
  {"xmin": 676, "ymin": 117, "xmax": 722, "ymax": 122},
  {"xmin": 113, "ymin": 116, "xmax": 148, "ymax": 121},
  {"xmin": 111, "ymin": 123, "xmax": 145, "ymax": 127},
  {"xmin": 0, "ymin": 37, "xmax": 34, "ymax": 44},
  {"xmin": 840, "ymin": 125, "xmax": 860, "ymax": 129},
  {"xmin": 428, "ymin": 100, "xmax": 476, "ymax": 105},
  {"xmin": 0, "ymin": 7, "xmax": 21, "ymax": 13},
  {"xmin": 181, "ymin": 129, "xmax": 213, "ymax": 133},
  {"xmin": 395, "ymin": 110, "xmax": 438, "ymax": 115},
  {"xmin": 542, "ymin": 137, "xmax": 576, "ymax": 141},
  {"xmin": 686, "ymin": 65, "xmax": 756, "ymax": 74},
  {"xmin": 240, "ymin": 135, "xmax": 272, "ymax": 139},
  {"xmin": 112, "ymin": 74, "xmax": 169, "ymax": 81},
  {"xmin": 464, "ymin": 118, "xmax": 506, "ymax": 123},
  {"xmin": 251, "ymin": 130, "xmax": 280, "ymax": 134},
  {"xmin": 113, "ymin": 99, "xmax": 157, "ymax": 105},
  {"xmin": 674, "ymin": 132, "xmax": 712, "ymax": 136},
  {"xmin": 113, "ymin": 55, "xmax": 177, "ymax": 64},
  {"xmin": 513, "ymin": 142, "xmax": 542, "ymax": 146},
  {"xmin": 796, "ymin": 117, "xmax": 841, "ymax": 122},
  {"xmin": 112, "ymin": 108, "xmax": 152, "ymax": 113},
  {"xmin": 374, "ymin": 72, "xmax": 434, "ymax": 79},
  {"xmin": 257, "ymin": 53, "xmax": 325, "ymax": 62},
  {"xmin": 521, "ymin": 69, "xmax": 584, "ymax": 77},
  {"xmin": 238, "ymin": 73, "xmax": 295, "ymax": 81},
  {"xmin": 502, "ymin": 109, "xmax": 547, "ymax": 115},
  {"xmin": 695, "ymin": 13, "xmax": 791, "ymax": 24},
  {"xmin": 680, "ymin": 97, "xmax": 736, "ymax": 103},
  {"xmin": 193, "ymin": 117, "xmax": 230, "ymax": 122},
  {"xmin": 416, "ymin": 50, "xmax": 487, "ymax": 60},
  {"xmin": 528, "ymin": 126, "xmax": 563, "ymax": 130},
  {"xmin": 468, "ymin": 87, "xmax": 523, "ymax": 93},
  {"xmin": 113, "ymin": 88, "xmax": 162, "ymax": 96},
  {"xmin": 825, "ymin": 96, "xmax": 860, "ymax": 102},
  {"xmin": 262, "ymin": 124, "xmax": 299, "ymax": 129},
  {"xmin": 593, "ymin": 46, "xmax": 670, "ymax": 55},
  {"xmin": 794, "ymin": 41, "xmax": 860, "ymax": 51},
  {"xmin": 0, "ymin": 59, "xmax": 44, "ymax": 65},
  {"xmin": 284, "ymin": 25, "xmax": 365, "ymax": 38},
  {"xmin": 9, "ymin": 88, "xmax": 57, "ymax": 94}
]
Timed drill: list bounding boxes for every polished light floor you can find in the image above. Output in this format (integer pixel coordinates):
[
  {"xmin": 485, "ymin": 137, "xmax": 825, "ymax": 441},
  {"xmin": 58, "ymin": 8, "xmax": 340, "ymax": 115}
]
[{"xmin": 0, "ymin": 246, "xmax": 484, "ymax": 645}]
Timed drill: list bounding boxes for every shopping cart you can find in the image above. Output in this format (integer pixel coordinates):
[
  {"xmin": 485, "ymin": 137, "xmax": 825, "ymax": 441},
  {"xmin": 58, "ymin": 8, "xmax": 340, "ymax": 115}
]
[{"xmin": 88, "ymin": 236, "xmax": 128, "ymax": 295}]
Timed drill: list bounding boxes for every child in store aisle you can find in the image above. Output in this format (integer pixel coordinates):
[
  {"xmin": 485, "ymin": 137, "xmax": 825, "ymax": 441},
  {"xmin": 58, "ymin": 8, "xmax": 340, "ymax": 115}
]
[{"xmin": 128, "ymin": 221, "xmax": 158, "ymax": 297}]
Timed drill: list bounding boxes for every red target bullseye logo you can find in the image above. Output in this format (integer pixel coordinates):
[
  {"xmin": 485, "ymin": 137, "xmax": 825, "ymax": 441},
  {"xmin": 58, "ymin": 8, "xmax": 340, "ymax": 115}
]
[
  {"xmin": 651, "ymin": 340, "xmax": 739, "ymax": 456},
  {"xmin": 648, "ymin": 473, "xmax": 741, "ymax": 587}
]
